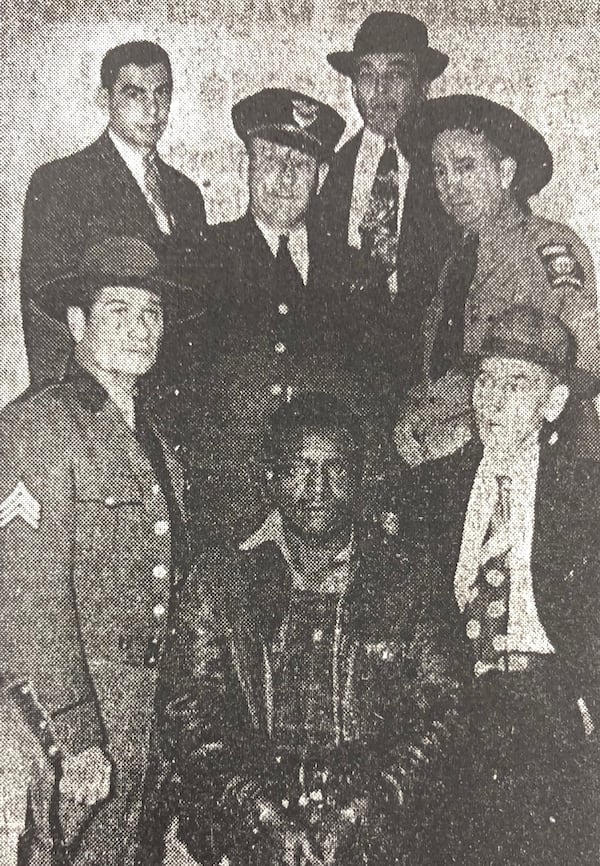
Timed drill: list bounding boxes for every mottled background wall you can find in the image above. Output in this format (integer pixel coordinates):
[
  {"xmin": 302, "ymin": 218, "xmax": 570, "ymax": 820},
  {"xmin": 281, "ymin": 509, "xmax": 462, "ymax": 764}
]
[{"xmin": 1, "ymin": 0, "xmax": 599, "ymax": 406}]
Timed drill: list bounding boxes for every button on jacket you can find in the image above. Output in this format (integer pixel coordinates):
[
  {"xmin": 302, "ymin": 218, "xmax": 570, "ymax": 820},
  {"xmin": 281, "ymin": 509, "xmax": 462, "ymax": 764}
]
[{"xmin": 0, "ymin": 367, "xmax": 187, "ymax": 866}]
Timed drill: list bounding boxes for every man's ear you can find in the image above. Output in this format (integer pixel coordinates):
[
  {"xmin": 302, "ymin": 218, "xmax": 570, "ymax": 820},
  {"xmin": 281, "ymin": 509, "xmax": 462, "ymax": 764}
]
[
  {"xmin": 66, "ymin": 306, "xmax": 87, "ymax": 343},
  {"xmin": 543, "ymin": 383, "xmax": 570, "ymax": 423},
  {"xmin": 95, "ymin": 86, "xmax": 110, "ymax": 115},
  {"xmin": 500, "ymin": 156, "xmax": 517, "ymax": 190}
]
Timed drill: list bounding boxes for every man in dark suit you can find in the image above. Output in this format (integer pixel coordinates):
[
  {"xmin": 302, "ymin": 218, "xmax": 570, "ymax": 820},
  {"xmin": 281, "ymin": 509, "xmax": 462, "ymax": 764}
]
[
  {"xmin": 313, "ymin": 12, "xmax": 457, "ymax": 387},
  {"xmin": 394, "ymin": 306, "xmax": 600, "ymax": 864},
  {"xmin": 21, "ymin": 40, "xmax": 207, "ymax": 385}
]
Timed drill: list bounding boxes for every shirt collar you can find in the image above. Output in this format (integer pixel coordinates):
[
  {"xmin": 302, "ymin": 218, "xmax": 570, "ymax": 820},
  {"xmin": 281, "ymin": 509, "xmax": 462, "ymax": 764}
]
[
  {"xmin": 239, "ymin": 509, "xmax": 355, "ymax": 565},
  {"xmin": 108, "ymin": 128, "xmax": 153, "ymax": 175},
  {"xmin": 252, "ymin": 215, "xmax": 308, "ymax": 259},
  {"xmin": 479, "ymin": 437, "xmax": 540, "ymax": 483},
  {"xmin": 362, "ymin": 126, "xmax": 397, "ymax": 153},
  {"xmin": 64, "ymin": 359, "xmax": 110, "ymax": 413}
]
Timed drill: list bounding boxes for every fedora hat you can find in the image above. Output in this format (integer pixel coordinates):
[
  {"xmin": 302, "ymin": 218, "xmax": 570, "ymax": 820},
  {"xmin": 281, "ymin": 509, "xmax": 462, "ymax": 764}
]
[
  {"xmin": 327, "ymin": 12, "xmax": 449, "ymax": 81},
  {"xmin": 398, "ymin": 94, "xmax": 553, "ymax": 200},
  {"xmin": 476, "ymin": 305, "xmax": 599, "ymax": 396},
  {"xmin": 35, "ymin": 236, "xmax": 197, "ymax": 323},
  {"xmin": 232, "ymin": 88, "xmax": 345, "ymax": 162}
]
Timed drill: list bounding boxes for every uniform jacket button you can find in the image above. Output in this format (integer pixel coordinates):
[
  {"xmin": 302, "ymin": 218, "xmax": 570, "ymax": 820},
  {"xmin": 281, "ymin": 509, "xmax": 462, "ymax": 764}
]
[{"xmin": 154, "ymin": 520, "xmax": 169, "ymax": 536}]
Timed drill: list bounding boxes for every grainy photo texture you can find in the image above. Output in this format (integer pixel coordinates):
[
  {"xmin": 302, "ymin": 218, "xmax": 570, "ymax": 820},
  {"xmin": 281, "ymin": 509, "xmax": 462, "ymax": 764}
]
[{"xmin": 0, "ymin": 2, "xmax": 599, "ymax": 864}]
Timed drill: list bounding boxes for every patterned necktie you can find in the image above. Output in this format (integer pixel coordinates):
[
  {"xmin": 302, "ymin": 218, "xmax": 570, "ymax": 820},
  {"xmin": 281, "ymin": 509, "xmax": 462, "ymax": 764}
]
[
  {"xmin": 429, "ymin": 232, "xmax": 479, "ymax": 382},
  {"xmin": 358, "ymin": 142, "xmax": 399, "ymax": 277},
  {"xmin": 143, "ymin": 152, "xmax": 172, "ymax": 235},
  {"xmin": 464, "ymin": 475, "xmax": 511, "ymax": 677}
]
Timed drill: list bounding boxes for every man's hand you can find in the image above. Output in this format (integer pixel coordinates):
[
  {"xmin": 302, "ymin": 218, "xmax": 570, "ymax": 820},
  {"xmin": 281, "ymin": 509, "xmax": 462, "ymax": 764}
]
[{"xmin": 59, "ymin": 746, "xmax": 112, "ymax": 808}]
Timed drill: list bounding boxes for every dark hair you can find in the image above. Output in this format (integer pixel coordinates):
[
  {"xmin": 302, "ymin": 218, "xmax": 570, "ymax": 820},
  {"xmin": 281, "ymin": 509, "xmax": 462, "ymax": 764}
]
[
  {"xmin": 100, "ymin": 41, "xmax": 172, "ymax": 91},
  {"xmin": 263, "ymin": 392, "xmax": 365, "ymax": 466}
]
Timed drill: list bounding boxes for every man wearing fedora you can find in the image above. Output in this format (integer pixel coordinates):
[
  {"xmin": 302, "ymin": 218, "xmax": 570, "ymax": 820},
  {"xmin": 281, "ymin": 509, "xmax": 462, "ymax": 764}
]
[
  {"xmin": 0, "ymin": 236, "xmax": 190, "ymax": 865},
  {"xmin": 21, "ymin": 40, "xmax": 208, "ymax": 387},
  {"xmin": 393, "ymin": 94, "xmax": 600, "ymax": 465},
  {"xmin": 394, "ymin": 305, "xmax": 600, "ymax": 864},
  {"xmin": 313, "ymin": 12, "xmax": 457, "ymax": 390}
]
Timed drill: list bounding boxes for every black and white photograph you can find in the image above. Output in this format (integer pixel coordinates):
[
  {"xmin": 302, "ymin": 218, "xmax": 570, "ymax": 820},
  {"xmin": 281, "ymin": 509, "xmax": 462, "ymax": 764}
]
[{"xmin": 0, "ymin": 1, "xmax": 599, "ymax": 863}]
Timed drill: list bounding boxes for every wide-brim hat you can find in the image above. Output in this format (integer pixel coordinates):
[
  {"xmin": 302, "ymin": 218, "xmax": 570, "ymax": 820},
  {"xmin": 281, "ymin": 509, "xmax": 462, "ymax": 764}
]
[
  {"xmin": 232, "ymin": 88, "xmax": 345, "ymax": 162},
  {"xmin": 35, "ymin": 236, "xmax": 198, "ymax": 324},
  {"xmin": 327, "ymin": 12, "xmax": 449, "ymax": 82},
  {"xmin": 471, "ymin": 305, "xmax": 600, "ymax": 396},
  {"xmin": 398, "ymin": 94, "xmax": 553, "ymax": 200}
]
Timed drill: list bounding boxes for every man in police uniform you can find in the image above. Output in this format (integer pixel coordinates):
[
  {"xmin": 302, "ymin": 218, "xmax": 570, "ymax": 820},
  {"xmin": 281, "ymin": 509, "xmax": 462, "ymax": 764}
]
[
  {"xmin": 0, "ymin": 236, "xmax": 189, "ymax": 865},
  {"xmin": 394, "ymin": 94, "xmax": 600, "ymax": 464},
  {"xmin": 21, "ymin": 40, "xmax": 207, "ymax": 386},
  {"xmin": 313, "ymin": 12, "xmax": 456, "ymax": 386},
  {"xmin": 395, "ymin": 307, "xmax": 600, "ymax": 864},
  {"xmin": 177, "ymin": 88, "xmax": 365, "ymax": 534}
]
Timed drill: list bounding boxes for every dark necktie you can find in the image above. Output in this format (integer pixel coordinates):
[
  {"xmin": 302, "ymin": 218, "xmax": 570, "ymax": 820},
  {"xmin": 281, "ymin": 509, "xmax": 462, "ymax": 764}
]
[
  {"xmin": 464, "ymin": 475, "xmax": 511, "ymax": 677},
  {"xmin": 358, "ymin": 142, "xmax": 399, "ymax": 277},
  {"xmin": 143, "ymin": 152, "xmax": 172, "ymax": 234},
  {"xmin": 275, "ymin": 234, "xmax": 304, "ymax": 293},
  {"xmin": 429, "ymin": 232, "xmax": 479, "ymax": 381}
]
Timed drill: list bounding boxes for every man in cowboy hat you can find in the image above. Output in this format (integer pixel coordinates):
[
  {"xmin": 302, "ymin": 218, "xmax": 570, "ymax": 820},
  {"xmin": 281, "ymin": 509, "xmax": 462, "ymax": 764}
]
[
  {"xmin": 313, "ymin": 12, "xmax": 457, "ymax": 390},
  {"xmin": 0, "ymin": 236, "xmax": 190, "ymax": 865},
  {"xmin": 160, "ymin": 392, "xmax": 462, "ymax": 865},
  {"xmin": 173, "ymin": 88, "xmax": 377, "ymax": 536},
  {"xmin": 393, "ymin": 305, "xmax": 600, "ymax": 864},
  {"xmin": 394, "ymin": 94, "xmax": 600, "ymax": 465},
  {"xmin": 21, "ymin": 40, "xmax": 208, "ymax": 386}
]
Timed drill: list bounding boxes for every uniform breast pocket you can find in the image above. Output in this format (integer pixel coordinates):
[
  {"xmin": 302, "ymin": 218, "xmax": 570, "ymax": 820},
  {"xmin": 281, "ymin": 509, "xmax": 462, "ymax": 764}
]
[{"xmin": 73, "ymin": 471, "xmax": 146, "ymax": 570}]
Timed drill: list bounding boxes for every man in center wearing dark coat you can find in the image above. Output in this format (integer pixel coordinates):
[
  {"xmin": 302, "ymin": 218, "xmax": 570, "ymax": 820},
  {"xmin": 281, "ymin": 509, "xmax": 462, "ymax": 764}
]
[
  {"xmin": 313, "ymin": 12, "xmax": 458, "ymax": 390},
  {"xmin": 160, "ymin": 393, "xmax": 463, "ymax": 865}
]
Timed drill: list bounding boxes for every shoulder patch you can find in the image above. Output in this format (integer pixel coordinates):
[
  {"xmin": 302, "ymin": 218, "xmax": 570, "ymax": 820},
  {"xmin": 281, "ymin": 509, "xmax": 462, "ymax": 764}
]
[
  {"xmin": 538, "ymin": 242, "xmax": 584, "ymax": 291},
  {"xmin": 0, "ymin": 481, "xmax": 41, "ymax": 530}
]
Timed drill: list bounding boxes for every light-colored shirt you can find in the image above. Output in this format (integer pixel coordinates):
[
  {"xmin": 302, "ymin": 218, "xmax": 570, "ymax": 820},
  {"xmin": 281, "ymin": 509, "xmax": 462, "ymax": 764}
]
[
  {"xmin": 108, "ymin": 129, "xmax": 171, "ymax": 234},
  {"xmin": 348, "ymin": 128, "xmax": 410, "ymax": 299},
  {"xmin": 253, "ymin": 216, "xmax": 309, "ymax": 285},
  {"xmin": 240, "ymin": 509, "xmax": 354, "ymax": 593},
  {"xmin": 454, "ymin": 440, "xmax": 555, "ymax": 655}
]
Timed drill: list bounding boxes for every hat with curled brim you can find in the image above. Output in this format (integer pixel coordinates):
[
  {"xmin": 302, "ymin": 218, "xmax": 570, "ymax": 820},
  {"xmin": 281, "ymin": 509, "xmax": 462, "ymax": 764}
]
[
  {"xmin": 397, "ymin": 94, "xmax": 553, "ymax": 200},
  {"xmin": 472, "ymin": 305, "xmax": 600, "ymax": 397},
  {"xmin": 327, "ymin": 12, "xmax": 449, "ymax": 82},
  {"xmin": 232, "ymin": 88, "xmax": 345, "ymax": 162},
  {"xmin": 34, "ymin": 236, "xmax": 199, "ymax": 324}
]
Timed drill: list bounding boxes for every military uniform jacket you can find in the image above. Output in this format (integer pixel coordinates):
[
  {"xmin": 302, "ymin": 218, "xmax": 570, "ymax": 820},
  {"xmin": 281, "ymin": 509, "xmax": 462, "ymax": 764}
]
[
  {"xmin": 0, "ymin": 370, "xmax": 186, "ymax": 758},
  {"xmin": 20, "ymin": 131, "xmax": 208, "ymax": 384},
  {"xmin": 161, "ymin": 524, "xmax": 463, "ymax": 864},
  {"xmin": 421, "ymin": 205, "xmax": 600, "ymax": 379},
  {"xmin": 395, "ymin": 437, "xmax": 600, "ymax": 726}
]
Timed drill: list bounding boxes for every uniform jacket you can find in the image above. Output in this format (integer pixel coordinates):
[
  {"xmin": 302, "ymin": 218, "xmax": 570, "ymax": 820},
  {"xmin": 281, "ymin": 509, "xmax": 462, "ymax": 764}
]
[
  {"xmin": 0, "ymin": 369, "xmax": 186, "ymax": 864},
  {"xmin": 421, "ymin": 206, "xmax": 600, "ymax": 379},
  {"xmin": 312, "ymin": 131, "xmax": 458, "ymax": 387},
  {"xmin": 161, "ymin": 522, "xmax": 463, "ymax": 864},
  {"xmin": 166, "ymin": 212, "xmax": 370, "ymax": 481},
  {"xmin": 395, "ymin": 437, "xmax": 600, "ymax": 725},
  {"xmin": 20, "ymin": 131, "xmax": 208, "ymax": 384}
]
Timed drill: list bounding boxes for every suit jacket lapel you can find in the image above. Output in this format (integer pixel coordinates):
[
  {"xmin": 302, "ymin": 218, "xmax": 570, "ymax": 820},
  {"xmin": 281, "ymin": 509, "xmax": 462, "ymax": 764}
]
[{"xmin": 95, "ymin": 131, "xmax": 163, "ymax": 239}]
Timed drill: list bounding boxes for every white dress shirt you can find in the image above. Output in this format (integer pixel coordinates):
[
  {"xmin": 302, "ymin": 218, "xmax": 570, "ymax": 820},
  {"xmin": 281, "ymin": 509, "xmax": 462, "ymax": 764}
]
[
  {"xmin": 454, "ymin": 440, "xmax": 555, "ymax": 655},
  {"xmin": 348, "ymin": 128, "xmax": 410, "ymax": 299},
  {"xmin": 253, "ymin": 216, "xmax": 309, "ymax": 285},
  {"xmin": 108, "ymin": 129, "xmax": 171, "ymax": 234}
]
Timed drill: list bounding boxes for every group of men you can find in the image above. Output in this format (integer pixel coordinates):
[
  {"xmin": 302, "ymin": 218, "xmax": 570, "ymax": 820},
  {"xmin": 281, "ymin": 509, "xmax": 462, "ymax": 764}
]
[{"xmin": 1, "ymin": 9, "xmax": 599, "ymax": 866}]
